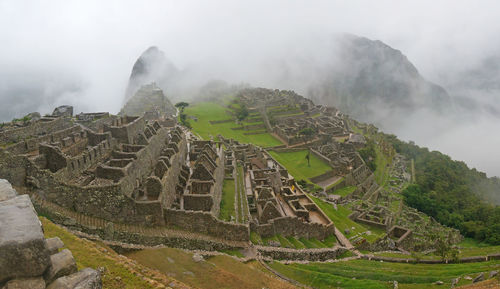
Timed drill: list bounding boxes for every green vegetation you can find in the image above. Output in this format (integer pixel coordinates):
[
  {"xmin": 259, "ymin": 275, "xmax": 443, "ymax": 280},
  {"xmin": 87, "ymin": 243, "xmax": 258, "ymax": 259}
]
[
  {"xmin": 235, "ymin": 103, "xmax": 249, "ymax": 122},
  {"xmin": 358, "ymin": 139, "xmax": 377, "ymax": 172},
  {"xmin": 352, "ymin": 124, "xmax": 500, "ymax": 245},
  {"xmin": 286, "ymin": 236, "xmax": 306, "ymax": 249},
  {"xmin": 184, "ymin": 102, "xmax": 282, "ymax": 147},
  {"xmin": 221, "ymin": 249, "xmax": 245, "ymax": 258},
  {"xmin": 381, "ymin": 133, "xmax": 500, "ymax": 244},
  {"xmin": 235, "ymin": 165, "xmax": 248, "ymax": 223},
  {"xmin": 276, "ymin": 235, "xmax": 295, "ymax": 248},
  {"xmin": 269, "ymin": 259, "xmax": 500, "ymax": 289},
  {"xmin": 331, "ymin": 185, "xmax": 357, "ymax": 197},
  {"xmin": 309, "ymin": 194, "xmax": 384, "ymax": 242},
  {"xmin": 268, "ymin": 150, "xmax": 332, "ymax": 181},
  {"xmin": 219, "ymin": 179, "xmax": 236, "ymax": 221},
  {"xmin": 250, "ymin": 231, "xmax": 263, "ymax": 245}
]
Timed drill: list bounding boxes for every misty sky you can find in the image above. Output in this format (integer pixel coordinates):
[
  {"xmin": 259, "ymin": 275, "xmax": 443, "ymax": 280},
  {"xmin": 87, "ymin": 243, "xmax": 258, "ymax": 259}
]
[{"xmin": 1, "ymin": 0, "xmax": 500, "ymax": 176}]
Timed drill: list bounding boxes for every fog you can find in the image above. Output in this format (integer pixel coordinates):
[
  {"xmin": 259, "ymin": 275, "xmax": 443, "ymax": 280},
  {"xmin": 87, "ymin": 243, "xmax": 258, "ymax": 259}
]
[{"xmin": 1, "ymin": 0, "xmax": 500, "ymax": 176}]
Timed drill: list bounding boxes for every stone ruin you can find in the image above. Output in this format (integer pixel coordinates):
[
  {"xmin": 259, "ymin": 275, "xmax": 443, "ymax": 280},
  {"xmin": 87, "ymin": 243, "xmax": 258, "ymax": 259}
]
[
  {"xmin": 219, "ymin": 137, "xmax": 336, "ymax": 241},
  {"xmin": 120, "ymin": 82, "xmax": 176, "ymax": 120},
  {"xmin": 0, "ymin": 179, "xmax": 101, "ymax": 289},
  {"xmin": 0, "ymin": 105, "xmax": 252, "ymax": 244},
  {"xmin": 233, "ymin": 88, "xmax": 463, "ymax": 252}
]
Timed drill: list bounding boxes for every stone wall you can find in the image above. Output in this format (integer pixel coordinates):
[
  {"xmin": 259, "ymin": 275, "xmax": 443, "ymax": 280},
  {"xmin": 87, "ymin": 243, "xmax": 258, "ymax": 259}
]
[
  {"xmin": 309, "ymin": 171, "xmax": 336, "ymax": 184},
  {"xmin": 104, "ymin": 116, "xmax": 145, "ymax": 144},
  {"xmin": 183, "ymin": 195, "xmax": 213, "ymax": 211},
  {"xmin": 252, "ymin": 216, "xmax": 336, "ymax": 240},
  {"xmin": 257, "ymin": 246, "xmax": 346, "ymax": 261},
  {"xmin": 164, "ymin": 209, "xmax": 250, "ymax": 241},
  {"xmin": 160, "ymin": 135, "xmax": 188, "ymax": 209},
  {"xmin": 0, "ymin": 117, "xmax": 70, "ymax": 144}
]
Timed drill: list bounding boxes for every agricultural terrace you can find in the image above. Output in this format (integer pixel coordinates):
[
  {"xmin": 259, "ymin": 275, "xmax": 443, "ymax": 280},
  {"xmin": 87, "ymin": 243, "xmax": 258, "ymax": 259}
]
[
  {"xmin": 310, "ymin": 195, "xmax": 385, "ymax": 242},
  {"xmin": 268, "ymin": 259, "xmax": 500, "ymax": 289},
  {"xmin": 184, "ymin": 102, "xmax": 282, "ymax": 147}
]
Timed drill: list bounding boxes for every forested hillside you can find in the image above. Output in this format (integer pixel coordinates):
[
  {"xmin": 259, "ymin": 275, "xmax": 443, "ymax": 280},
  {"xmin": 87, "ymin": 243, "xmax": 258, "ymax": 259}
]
[{"xmin": 381, "ymin": 134, "xmax": 500, "ymax": 244}]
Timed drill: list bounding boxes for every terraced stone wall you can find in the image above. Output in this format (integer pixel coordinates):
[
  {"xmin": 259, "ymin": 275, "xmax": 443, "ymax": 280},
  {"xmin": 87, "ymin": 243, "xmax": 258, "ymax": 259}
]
[{"xmin": 164, "ymin": 209, "xmax": 250, "ymax": 241}]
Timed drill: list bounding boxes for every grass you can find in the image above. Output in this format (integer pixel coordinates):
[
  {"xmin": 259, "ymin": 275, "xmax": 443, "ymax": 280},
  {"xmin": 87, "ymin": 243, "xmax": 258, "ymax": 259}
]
[
  {"xmin": 325, "ymin": 177, "xmax": 345, "ymax": 191},
  {"xmin": 457, "ymin": 238, "xmax": 500, "ymax": 257},
  {"xmin": 331, "ymin": 185, "xmax": 357, "ymax": 197},
  {"xmin": 184, "ymin": 102, "xmax": 282, "ymax": 147},
  {"xmin": 309, "ymin": 194, "xmax": 385, "ymax": 242},
  {"xmin": 276, "ymin": 235, "xmax": 295, "ymax": 248},
  {"xmin": 323, "ymin": 235, "xmax": 338, "ymax": 247},
  {"xmin": 219, "ymin": 179, "xmax": 236, "ymax": 221},
  {"xmin": 268, "ymin": 259, "xmax": 500, "ymax": 289},
  {"xmin": 268, "ymin": 150, "xmax": 333, "ymax": 182},
  {"xmin": 126, "ymin": 248, "xmax": 294, "ymax": 289},
  {"xmin": 250, "ymin": 231, "xmax": 263, "ymax": 245},
  {"xmin": 374, "ymin": 144, "xmax": 392, "ymax": 186},
  {"xmin": 221, "ymin": 249, "xmax": 245, "ymax": 258},
  {"xmin": 236, "ymin": 165, "xmax": 248, "ymax": 223},
  {"xmin": 299, "ymin": 237, "xmax": 321, "ymax": 248},
  {"xmin": 286, "ymin": 236, "xmax": 306, "ymax": 249},
  {"xmin": 40, "ymin": 217, "xmax": 176, "ymax": 289}
]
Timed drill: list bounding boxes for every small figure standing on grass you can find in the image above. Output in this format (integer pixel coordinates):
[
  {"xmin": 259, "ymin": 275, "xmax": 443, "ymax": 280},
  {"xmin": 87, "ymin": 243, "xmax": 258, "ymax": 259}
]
[{"xmin": 305, "ymin": 151, "xmax": 311, "ymax": 167}]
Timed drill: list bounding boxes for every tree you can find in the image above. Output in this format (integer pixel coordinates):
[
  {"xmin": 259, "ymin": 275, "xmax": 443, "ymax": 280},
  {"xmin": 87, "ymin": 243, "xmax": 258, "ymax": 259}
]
[
  {"xmin": 299, "ymin": 127, "xmax": 315, "ymax": 144},
  {"xmin": 175, "ymin": 102, "xmax": 189, "ymax": 112},
  {"xmin": 305, "ymin": 151, "xmax": 311, "ymax": 167},
  {"xmin": 236, "ymin": 104, "xmax": 249, "ymax": 122}
]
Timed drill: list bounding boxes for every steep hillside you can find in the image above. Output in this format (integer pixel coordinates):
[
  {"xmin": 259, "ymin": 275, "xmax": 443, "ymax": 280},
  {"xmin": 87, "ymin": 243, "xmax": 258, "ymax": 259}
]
[
  {"xmin": 120, "ymin": 82, "xmax": 176, "ymax": 117},
  {"xmin": 124, "ymin": 46, "xmax": 179, "ymax": 102},
  {"xmin": 307, "ymin": 35, "xmax": 452, "ymax": 123}
]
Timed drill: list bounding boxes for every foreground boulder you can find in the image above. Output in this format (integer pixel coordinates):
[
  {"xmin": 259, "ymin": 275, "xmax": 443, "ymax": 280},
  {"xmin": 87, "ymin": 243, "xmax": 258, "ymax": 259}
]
[
  {"xmin": 0, "ymin": 179, "xmax": 102, "ymax": 288},
  {"xmin": 46, "ymin": 237, "xmax": 64, "ymax": 255},
  {"xmin": 46, "ymin": 268, "xmax": 102, "ymax": 289},
  {"xmin": 3, "ymin": 277, "xmax": 45, "ymax": 289},
  {"xmin": 0, "ymin": 194, "xmax": 50, "ymax": 283},
  {"xmin": 44, "ymin": 249, "xmax": 78, "ymax": 284},
  {"xmin": 0, "ymin": 179, "xmax": 18, "ymax": 201}
]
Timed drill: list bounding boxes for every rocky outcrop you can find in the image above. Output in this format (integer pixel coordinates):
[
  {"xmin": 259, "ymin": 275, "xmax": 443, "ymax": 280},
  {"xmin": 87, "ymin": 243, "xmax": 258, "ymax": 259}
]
[
  {"xmin": 124, "ymin": 46, "xmax": 179, "ymax": 102},
  {"xmin": 52, "ymin": 105, "xmax": 73, "ymax": 118},
  {"xmin": 0, "ymin": 179, "xmax": 102, "ymax": 289},
  {"xmin": 120, "ymin": 83, "xmax": 176, "ymax": 118}
]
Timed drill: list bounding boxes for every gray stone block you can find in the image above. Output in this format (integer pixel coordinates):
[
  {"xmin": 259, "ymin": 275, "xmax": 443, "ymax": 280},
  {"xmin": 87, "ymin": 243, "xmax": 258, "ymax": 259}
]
[
  {"xmin": 0, "ymin": 179, "xmax": 18, "ymax": 202},
  {"xmin": 46, "ymin": 268, "xmax": 102, "ymax": 289},
  {"xmin": 46, "ymin": 237, "xmax": 65, "ymax": 255},
  {"xmin": 0, "ymin": 195, "xmax": 50, "ymax": 283},
  {"xmin": 44, "ymin": 249, "xmax": 77, "ymax": 284},
  {"xmin": 3, "ymin": 277, "xmax": 45, "ymax": 289}
]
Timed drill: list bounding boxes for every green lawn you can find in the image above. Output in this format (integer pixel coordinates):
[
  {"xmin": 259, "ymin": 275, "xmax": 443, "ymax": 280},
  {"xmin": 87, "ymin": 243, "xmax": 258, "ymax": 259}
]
[
  {"xmin": 456, "ymin": 238, "xmax": 500, "ymax": 257},
  {"xmin": 235, "ymin": 165, "xmax": 248, "ymax": 223},
  {"xmin": 269, "ymin": 259, "xmax": 500, "ymax": 289},
  {"xmin": 219, "ymin": 179, "xmax": 236, "ymax": 222},
  {"xmin": 331, "ymin": 185, "xmax": 357, "ymax": 197},
  {"xmin": 309, "ymin": 194, "xmax": 384, "ymax": 242},
  {"xmin": 268, "ymin": 150, "xmax": 333, "ymax": 182},
  {"xmin": 374, "ymin": 144, "xmax": 392, "ymax": 186},
  {"xmin": 184, "ymin": 102, "xmax": 282, "ymax": 147}
]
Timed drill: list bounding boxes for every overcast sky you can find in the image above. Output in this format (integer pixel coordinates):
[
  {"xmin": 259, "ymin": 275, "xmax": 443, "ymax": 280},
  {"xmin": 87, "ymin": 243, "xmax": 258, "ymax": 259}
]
[{"xmin": 1, "ymin": 0, "xmax": 500, "ymax": 176}]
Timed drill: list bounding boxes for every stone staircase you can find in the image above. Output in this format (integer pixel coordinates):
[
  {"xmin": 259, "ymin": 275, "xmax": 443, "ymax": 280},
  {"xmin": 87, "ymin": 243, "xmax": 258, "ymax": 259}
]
[{"xmin": 31, "ymin": 193, "xmax": 249, "ymax": 248}]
